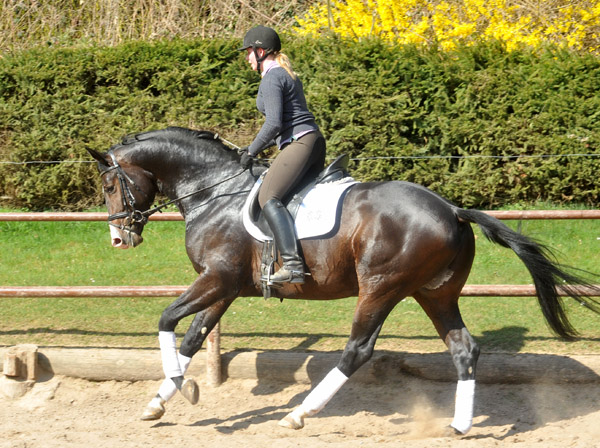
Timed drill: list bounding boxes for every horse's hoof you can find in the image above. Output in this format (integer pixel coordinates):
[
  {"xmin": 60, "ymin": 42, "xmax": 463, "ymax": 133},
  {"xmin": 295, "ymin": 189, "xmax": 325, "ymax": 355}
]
[
  {"xmin": 278, "ymin": 411, "xmax": 305, "ymax": 430},
  {"xmin": 141, "ymin": 402, "xmax": 165, "ymax": 421},
  {"xmin": 449, "ymin": 424, "xmax": 471, "ymax": 436},
  {"xmin": 181, "ymin": 378, "xmax": 199, "ymax": 405}
]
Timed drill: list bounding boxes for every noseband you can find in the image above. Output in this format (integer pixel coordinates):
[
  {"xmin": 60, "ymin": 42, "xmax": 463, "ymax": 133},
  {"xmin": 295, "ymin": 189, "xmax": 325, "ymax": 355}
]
[{"xmin": 100, "ymin": 152, "xmax": 149, "ymax": 237}]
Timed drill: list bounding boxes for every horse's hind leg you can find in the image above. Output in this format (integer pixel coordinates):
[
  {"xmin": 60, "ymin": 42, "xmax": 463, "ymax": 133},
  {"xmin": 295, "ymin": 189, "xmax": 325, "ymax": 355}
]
[
  {"xmin": 279, "ymin": 295, "xmax": 395, "ymax": 430},
  {"xmin": 414, "ymin": 292, "xmax": 480, "ymax": 435},
  {"xmin": 447, "ymin": 325, "xmax": 479, "ymax": 435}
]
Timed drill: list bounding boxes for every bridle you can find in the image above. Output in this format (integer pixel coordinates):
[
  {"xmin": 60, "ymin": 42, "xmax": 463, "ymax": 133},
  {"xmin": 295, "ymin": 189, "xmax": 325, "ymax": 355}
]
[
  {"xmin": 99, "ymin": 151, "xmax": 248, "ymax": 237},
  {"xmin": 100, "ymin": 152, "xmax": 150, "ymax": 238}
]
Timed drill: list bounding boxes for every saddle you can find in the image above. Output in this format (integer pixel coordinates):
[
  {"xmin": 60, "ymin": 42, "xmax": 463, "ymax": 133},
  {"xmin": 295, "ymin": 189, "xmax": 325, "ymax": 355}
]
[
  {"xmin": 245, "ymin": 154, "xmax": 352, "ymax": 299},
  {"xmin": 247, "ymin": 154, "xmax": 351, "ymax": 239}
]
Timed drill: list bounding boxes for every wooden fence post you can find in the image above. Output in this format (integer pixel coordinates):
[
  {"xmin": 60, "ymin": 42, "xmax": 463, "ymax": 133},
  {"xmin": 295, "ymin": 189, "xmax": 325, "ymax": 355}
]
[{"xmin": 205, "ymin": 322, "xmax": 221, "ymax": 386}]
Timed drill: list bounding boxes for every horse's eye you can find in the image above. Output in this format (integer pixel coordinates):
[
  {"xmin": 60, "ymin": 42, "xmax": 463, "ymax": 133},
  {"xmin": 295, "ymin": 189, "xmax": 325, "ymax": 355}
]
[{"xmin": 104, "ymin": 185, "xmax": 116, "ymax": 194}]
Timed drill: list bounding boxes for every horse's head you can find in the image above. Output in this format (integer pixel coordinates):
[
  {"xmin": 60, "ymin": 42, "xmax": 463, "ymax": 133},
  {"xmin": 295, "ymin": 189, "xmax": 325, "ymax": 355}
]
[{"xmin": 88, "ymin": 148, "xmax": 157, "ymax": 249}]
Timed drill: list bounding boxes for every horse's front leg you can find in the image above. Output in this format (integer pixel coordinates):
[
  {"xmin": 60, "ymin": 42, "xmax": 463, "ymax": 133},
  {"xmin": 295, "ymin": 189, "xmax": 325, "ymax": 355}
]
[{"xmin": 141, "ymin": 283, "xmax": 236, "ymax": 421}]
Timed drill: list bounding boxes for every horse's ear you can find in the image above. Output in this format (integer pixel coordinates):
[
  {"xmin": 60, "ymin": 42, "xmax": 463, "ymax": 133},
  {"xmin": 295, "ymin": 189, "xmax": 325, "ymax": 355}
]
[{"xmin": 87, "ymin": 148, "xmax": 110, "ymax": 169}]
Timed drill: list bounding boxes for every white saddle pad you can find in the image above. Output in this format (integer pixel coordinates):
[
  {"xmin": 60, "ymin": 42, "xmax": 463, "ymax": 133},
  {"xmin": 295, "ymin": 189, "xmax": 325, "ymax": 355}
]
[{"xmin": 242, "ymin": 175, "xmax": 358, "ymax": 242}]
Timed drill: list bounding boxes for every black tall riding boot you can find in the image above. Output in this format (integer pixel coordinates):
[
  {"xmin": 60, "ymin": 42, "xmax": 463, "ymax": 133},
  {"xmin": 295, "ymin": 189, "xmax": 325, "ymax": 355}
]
[{"xmin": 262, "ymin": 199, "xmax": 305, "ymax": 285}]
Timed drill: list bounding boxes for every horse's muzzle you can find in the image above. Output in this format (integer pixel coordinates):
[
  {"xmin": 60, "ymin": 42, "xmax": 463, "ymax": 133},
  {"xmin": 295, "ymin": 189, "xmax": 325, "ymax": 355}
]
[{"xmin": 109, "ymin": 224, "xmax": 144, "ymax": 248}]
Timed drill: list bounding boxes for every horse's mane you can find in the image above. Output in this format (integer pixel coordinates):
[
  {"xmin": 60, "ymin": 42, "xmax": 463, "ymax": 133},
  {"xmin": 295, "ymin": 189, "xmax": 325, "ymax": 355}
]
[
  {"xmin": 107, "ymin": 126, "xmax": 237, "ymax": 160},
  {"xmin": 119, "ymin": 126, "xmax": 219, "ymax": 146}
]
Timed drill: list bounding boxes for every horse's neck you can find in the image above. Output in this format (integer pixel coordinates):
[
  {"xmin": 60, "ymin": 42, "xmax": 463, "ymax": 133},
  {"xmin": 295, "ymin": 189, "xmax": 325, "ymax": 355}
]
[
  {"xmin": 178, "ymin": 169, "xmax": 258, "ymax": 221},
  {"xmin": 151, "ymin": 155, "xmax": 256, "ymax": 217}
]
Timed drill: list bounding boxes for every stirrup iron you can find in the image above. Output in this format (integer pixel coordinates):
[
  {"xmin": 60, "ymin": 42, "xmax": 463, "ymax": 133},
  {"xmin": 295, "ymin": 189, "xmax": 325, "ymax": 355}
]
[{"xmin": 267, "ymin": 267, "xmax": 309, "ymax": 286}]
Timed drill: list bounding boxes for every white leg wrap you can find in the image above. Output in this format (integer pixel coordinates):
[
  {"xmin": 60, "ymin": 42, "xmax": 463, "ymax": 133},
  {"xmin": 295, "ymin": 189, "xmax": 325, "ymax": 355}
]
[
  {"xmin": 450, "ymin": 379, "xmax": 476, "ymax": 434},
  {"xmin": 158, "ymin": 331, "xmax": 182, "ymax": 379},
  {"xmin": 148, "ymin": 395, "xmax": 165, "ymax": 408},
  {"xmin": 300, "ymin": 367, "xmax": 349, "ymax": 416},
  {"xmin": 157, "ymin": 353, "xmax": 193, "ymax": 401}
]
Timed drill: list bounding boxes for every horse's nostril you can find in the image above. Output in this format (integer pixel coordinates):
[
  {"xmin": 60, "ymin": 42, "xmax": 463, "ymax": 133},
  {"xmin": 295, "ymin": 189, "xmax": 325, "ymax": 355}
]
[{"xmin": 109, "ymin": 225, "xmax": 128, "ymax": 248}]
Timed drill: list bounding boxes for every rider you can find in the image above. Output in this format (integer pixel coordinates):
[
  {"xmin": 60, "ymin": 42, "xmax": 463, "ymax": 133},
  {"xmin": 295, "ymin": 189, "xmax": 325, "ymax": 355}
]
[{"xmin": 239, "ymin": 25, "xmax": 326, "ymax": 285}]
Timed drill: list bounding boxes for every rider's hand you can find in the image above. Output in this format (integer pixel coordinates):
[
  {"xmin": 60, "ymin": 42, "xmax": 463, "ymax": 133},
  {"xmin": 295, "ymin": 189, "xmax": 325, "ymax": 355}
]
[{"xmin": 239, "ymin": 149, "xmax": 254, "ymax": 170}]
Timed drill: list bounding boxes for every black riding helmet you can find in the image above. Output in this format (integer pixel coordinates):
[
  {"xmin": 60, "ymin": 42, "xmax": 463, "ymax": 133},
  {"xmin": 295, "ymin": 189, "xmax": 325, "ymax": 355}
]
[{"xmin": 240, "ymin": 25, "xmax": 281, "ymax": 72}]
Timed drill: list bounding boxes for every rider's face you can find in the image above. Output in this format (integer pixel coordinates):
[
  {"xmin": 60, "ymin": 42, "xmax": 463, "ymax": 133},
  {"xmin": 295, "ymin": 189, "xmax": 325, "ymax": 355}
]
[{"xmin": 245, "ymin": 47, "xmax": 265, "ymax": 72}]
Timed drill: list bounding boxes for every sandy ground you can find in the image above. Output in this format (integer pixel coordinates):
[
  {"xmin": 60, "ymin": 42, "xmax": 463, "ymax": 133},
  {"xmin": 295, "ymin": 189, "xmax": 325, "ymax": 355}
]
[{"xmin": 1, "ymin": 371, "xmax": 599, "ymax": 448}]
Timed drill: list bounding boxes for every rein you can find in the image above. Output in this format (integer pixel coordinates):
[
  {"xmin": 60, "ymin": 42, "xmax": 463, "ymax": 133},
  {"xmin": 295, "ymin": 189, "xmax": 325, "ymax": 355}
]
[
  {"xmin": 143, "ymin": 169, "xmax": 247, "ymax": 217},
  {"xmin": 101, "ymin": 152, "xmax": 247, "ymax": 233}
]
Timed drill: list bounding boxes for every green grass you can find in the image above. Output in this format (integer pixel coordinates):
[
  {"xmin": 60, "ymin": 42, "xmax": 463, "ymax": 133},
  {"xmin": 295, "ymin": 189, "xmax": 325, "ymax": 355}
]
[{"xmin": 1, "ymin": 208, "xmax": 599, "ymax": 354}]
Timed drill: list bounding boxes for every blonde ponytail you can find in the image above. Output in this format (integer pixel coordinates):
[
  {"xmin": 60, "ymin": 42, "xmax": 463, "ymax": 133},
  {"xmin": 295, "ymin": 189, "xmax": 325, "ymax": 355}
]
[{"xmin": 275, "ymin": 52, "xmax": 297, "ymax": 80}]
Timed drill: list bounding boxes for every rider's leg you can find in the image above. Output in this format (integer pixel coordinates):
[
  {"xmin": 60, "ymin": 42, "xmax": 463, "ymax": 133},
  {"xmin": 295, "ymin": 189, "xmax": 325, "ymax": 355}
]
[
  {"xmin": 258, "ymin": 132, "xmax": 325, "ymax": 284},
  {"xmin": 263, "ymin": 198, "xmax": 305, "ymax": 284}
]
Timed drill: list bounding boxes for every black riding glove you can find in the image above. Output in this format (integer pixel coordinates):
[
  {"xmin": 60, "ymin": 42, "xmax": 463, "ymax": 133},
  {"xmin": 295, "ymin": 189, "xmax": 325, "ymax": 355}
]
[{"xmin": 239, "ymin": 148, "xmax": 254, "ymax": 170}]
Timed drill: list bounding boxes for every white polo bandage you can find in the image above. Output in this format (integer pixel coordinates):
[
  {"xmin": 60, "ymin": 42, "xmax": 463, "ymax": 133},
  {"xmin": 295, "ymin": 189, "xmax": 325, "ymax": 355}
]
[
  {"xmin": 450, "ymin": 379, "xmax": 476, "ymax": 434},
  {"xmin": 148, "ymin": 395, "xmax": 165, "ymax": 409},
  {"xmin": 158, "ymin": 331, "xmax": 182, "ymax": 379},
  {"xmin": 157, "ymin": 352, "xmax": 193, "ymax": 401},
  {"xmin": 301, "ymin": 367, "xmax": 349, "ymax": 416}
]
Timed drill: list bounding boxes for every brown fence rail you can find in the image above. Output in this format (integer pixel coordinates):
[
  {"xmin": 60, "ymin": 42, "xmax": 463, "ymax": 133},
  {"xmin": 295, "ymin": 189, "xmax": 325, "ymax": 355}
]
[
  {"xmin": 2, "ymin": 210, "xmax": 600, "ymax": 221},
  {"xmin": 1, "ymin": 284, "xmax": 600, "ymax": 298},
  {"xmin": 0, "ymin": 212, "xmax": 182, "ymax": 221}
]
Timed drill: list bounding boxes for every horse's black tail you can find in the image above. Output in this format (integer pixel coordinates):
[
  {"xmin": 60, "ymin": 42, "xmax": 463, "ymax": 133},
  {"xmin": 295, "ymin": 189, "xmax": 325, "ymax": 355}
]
[{"xmin": 454, "ymin": 207, "xmax": 600, "ymax": 340}]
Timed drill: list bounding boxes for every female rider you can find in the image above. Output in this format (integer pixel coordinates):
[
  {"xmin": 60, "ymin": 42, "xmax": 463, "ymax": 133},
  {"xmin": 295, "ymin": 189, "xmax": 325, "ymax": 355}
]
[{"xmin": 239, "ymin": 25, "xmax": 326, "ymax": 285}]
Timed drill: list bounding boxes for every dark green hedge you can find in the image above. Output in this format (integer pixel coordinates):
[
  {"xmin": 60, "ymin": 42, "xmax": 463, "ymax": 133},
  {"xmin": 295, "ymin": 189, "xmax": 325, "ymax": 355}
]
[
  {"xmin": 292, "ymin": 39, "xmax": 600, "ymax": 208},
  {"xmin": 1, "ymin": 37, "xmax": 599, "ymax": 210}
]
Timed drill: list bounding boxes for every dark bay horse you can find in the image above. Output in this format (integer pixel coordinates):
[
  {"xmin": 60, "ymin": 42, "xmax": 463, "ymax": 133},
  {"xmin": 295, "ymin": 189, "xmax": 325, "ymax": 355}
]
[{"xmin": 88, "ymin": 126, "xmax": 599, "ymax": 434}]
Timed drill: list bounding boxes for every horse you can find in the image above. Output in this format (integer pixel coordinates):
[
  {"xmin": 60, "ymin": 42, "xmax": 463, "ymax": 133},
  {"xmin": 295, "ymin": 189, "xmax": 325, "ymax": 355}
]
[{"xmin": 88, "ymin": 126, "xmax": 599, "ymax": 435}]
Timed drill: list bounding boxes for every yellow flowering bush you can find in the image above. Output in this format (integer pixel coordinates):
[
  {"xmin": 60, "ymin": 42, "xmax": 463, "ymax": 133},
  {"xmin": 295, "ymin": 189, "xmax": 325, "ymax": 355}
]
[{"xmin": 295, "ymin": 0, "xmax": 600, "ymax": 53}]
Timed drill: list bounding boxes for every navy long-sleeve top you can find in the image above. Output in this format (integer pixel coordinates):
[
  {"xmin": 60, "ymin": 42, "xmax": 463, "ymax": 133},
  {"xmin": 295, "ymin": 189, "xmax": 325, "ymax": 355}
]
[{"xmin": 248, "ymin": 65, "xmax": 319, "ymax": 156}]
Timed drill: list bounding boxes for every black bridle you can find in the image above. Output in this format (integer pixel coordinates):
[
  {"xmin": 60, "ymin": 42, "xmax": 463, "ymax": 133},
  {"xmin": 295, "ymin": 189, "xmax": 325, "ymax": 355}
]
[
  {"xmin": 100, "ymin": 152, "xmax": 150, "ymax": 237},
  {"xmin": 100, "ymin": 151, "xmax": 248, "ymax": 236}
]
